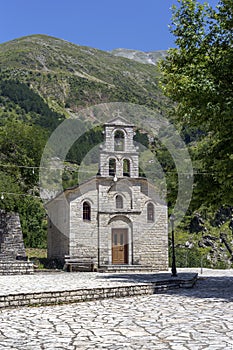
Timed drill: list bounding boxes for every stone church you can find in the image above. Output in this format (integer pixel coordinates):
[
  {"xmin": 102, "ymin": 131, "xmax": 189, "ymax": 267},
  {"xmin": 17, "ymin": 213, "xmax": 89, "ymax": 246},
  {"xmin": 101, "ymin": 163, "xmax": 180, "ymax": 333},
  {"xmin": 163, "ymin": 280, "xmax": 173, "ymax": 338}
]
[{"xmin": 47, "ymin": 116, "xmax": 168, "ymax": 270}]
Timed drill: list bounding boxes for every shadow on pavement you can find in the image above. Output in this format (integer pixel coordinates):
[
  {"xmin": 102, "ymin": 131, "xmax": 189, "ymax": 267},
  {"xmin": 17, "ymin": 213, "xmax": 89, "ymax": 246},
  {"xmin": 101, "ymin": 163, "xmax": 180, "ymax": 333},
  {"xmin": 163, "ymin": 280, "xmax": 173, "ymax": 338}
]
[
  {"xmin": 165, "ymin": 276, "xmax": 233, "ymax": 301},
  {"xmin": 97, "ymin": 273, "xmax": 233, "ymax": 301}
]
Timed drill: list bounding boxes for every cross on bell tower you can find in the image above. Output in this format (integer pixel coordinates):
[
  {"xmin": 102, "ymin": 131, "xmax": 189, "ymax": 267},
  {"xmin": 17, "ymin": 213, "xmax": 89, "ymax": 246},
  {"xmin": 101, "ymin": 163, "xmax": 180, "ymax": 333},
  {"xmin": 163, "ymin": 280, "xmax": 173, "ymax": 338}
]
[{"xmin": 99, "ymin": 115, "xmax": 139, "ymax": 178}]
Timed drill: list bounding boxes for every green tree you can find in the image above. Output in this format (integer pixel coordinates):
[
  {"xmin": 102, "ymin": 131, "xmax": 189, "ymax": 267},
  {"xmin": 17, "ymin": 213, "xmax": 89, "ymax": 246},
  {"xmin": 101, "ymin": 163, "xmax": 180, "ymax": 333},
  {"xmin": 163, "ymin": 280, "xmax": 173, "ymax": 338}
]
[
  {"xmin": 0, "ymin": 171, "xmax": 21, "ymax": 212},
  {"xmin": 160, "ymin": 0, "xmax": 233, "ymax": 207},
  {"xmin": 0, "ymin": 120, "xmax": 48, "ymax": 247},
  {"xmin": 19, "ymin": 197, "xmax": 47, "ymax": 248},
  {"xmin": 0, "ymin": 79, "xmax": 65, "ymax": 130},
  {"xmin": 0, "ymin": 120, "xmax": 48, "ymax": 188}
]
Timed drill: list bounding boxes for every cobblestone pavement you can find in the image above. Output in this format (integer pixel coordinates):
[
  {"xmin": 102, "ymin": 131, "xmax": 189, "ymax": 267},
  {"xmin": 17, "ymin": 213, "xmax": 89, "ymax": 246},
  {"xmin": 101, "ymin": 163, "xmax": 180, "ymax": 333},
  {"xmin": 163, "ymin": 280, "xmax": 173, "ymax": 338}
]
[
  {"xmin": 0, "ymin": 267, "xmax": 230, "ymax": 296},
  {"xmin": 0, "ymin": 269, "xmax": 232, "ymax": 349},
  {"xmin": 0, "ymin": 269, "xmax": 199, "ymax": 295}
]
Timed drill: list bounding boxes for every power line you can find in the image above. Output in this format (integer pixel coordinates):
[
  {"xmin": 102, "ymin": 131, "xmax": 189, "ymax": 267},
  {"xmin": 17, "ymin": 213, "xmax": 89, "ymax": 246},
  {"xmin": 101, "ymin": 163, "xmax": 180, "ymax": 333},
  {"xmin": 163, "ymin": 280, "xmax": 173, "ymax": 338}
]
[
  {"xmin": 0, "ymin": 192, "xmax": 41, "ymax": 200},
  {"xmin": 0, "ymin": 162, "xmax": 226, "ymax": 175}
]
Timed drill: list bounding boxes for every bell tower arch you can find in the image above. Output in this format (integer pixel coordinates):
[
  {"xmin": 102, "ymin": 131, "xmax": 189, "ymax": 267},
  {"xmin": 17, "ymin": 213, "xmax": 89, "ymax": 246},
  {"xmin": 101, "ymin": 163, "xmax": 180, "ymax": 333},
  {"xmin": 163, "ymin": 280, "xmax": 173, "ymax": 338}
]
[{"xmin": 99, "ymin": 114, "xmax": 139, "ymax": 178}]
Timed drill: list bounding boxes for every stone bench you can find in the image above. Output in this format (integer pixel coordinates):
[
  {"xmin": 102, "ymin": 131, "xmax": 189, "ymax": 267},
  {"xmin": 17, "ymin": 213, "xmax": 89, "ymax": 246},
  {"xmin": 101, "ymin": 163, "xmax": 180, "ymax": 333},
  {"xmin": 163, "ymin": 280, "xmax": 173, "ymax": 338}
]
[{"xmin": 63, "ymin": 256, "xmax": 96, "ymax": 272}]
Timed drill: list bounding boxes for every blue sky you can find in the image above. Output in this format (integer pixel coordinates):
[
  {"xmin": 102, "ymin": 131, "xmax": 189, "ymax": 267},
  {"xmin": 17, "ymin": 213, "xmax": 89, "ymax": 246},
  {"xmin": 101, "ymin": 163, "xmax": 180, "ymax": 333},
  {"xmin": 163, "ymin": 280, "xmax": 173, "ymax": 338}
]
[{"xmin": 0, "ymin": 0, "xmax": 219, "ymax": 52}]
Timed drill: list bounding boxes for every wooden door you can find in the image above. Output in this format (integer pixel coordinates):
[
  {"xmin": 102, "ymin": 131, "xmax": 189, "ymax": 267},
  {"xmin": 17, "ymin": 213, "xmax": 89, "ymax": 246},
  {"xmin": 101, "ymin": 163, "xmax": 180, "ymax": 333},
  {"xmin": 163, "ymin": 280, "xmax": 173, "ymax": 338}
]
[{"xmin": 112, "ymin": 229, "xmax": 128, "ymax": 264}]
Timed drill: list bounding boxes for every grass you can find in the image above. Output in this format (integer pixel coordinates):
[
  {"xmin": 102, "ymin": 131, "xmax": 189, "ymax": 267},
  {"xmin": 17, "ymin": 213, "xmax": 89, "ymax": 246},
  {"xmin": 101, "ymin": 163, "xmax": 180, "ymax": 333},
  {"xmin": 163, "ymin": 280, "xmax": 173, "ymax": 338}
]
[
  {"xmin": 26, "ymin": 248, "xmax": 47, "ymax": 259},
  {"xmin": 25, "ymin": 248, "xmax": 63, "ymax": 270},
  {"xmin": 26, "ymin": 248, "xmax": 47, "ymax": 269}
]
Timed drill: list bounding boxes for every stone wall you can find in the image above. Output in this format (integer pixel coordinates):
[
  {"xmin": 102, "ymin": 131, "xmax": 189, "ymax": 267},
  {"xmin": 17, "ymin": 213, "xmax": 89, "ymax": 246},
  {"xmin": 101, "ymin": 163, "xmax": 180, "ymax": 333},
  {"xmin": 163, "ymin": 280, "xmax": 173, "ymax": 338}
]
[
  {"xmin": 69, "ymin": 188, "xmax": 98, "ymax": 260},
  {"xmin": 0, "ymin": 275, "xmax": 198, "ymax": 309},
  {"xmin": 133, "ymin": 205, "xmax": 168, "ymax": 269},
  {"xmin": 0, "ymin": 285, "xmax": 155, "ymax": 309},
  {"xmin": 47, "ymin": 197, "xmax": 70, "ymax": 260}
]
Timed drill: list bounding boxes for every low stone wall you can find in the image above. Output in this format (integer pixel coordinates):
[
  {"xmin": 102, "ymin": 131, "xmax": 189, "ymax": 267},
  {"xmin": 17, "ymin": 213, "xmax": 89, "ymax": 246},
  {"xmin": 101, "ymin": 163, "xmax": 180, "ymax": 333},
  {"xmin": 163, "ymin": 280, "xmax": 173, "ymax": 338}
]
[
  {"xmin": 0, "ymin": 261, "xmax": 34, "ymax": 275},
  {"xmin": 0, "ymin": 274, "xmax": 198, "ymax": 309}
]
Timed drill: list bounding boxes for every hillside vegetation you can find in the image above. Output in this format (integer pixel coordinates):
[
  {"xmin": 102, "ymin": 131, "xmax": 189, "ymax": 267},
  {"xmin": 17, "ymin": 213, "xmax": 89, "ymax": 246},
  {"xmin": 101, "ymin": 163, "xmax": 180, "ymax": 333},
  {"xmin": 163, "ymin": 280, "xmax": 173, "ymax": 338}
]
[
  {"xmin": 0, "ymin": 35, "xmax": 168, "ymax": 113},
  {"xmin": 0, "ymin": 33, "xmax": 232, "ymax": 268}
]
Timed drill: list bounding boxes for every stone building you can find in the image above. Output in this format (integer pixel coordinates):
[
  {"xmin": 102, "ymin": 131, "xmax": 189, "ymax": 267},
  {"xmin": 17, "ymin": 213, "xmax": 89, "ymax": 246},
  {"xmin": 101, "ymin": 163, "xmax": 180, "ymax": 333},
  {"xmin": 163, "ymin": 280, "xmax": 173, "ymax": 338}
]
[{"xmin": 47, "ymin": 116, "xmax": 168, "ymax": 270}]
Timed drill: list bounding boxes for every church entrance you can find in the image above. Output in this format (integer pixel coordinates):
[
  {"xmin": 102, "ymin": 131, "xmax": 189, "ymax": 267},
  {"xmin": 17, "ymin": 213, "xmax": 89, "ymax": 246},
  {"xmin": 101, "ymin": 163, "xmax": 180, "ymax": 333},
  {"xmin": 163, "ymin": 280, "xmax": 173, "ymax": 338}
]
[{"xmin": 112, "ymin": 228, "xmax": 128, "ymax": 264}]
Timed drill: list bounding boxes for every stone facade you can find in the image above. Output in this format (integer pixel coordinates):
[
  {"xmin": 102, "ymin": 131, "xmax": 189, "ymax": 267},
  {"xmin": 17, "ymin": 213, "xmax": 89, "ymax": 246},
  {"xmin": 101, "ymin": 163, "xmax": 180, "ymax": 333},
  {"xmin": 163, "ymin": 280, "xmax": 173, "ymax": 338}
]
[{"xmin": 47, "ymin": 116, "xmax": 168, "ymax": 270}]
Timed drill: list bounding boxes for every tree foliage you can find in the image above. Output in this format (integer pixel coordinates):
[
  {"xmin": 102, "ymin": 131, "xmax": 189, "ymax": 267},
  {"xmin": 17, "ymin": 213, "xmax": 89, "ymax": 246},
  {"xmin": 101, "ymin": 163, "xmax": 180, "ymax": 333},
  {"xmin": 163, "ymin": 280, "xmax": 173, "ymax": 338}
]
[
  {"xmin": 0, "ymin": 171, "xmax": 47, "ymax": 248},
  {"xmin": 0, "ymin": 79, "xmax": 65, "ymax": 130},
  {"xmin": 160, "ymin": 0, "xmax": 233, "ymax": 206},
  {"xmin": 0, "ymin": 120, "xmax": 48, "ymax": 188},
  {"xmin": 0, "ymin": 120, "xmax": 48, "ymax": 247}
]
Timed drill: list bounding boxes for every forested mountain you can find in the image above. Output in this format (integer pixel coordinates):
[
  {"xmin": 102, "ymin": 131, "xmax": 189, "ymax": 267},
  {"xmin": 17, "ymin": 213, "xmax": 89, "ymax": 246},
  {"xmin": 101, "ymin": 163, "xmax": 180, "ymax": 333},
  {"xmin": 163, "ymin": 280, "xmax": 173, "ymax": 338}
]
[
  {"xmin": 0, "ymin": 34, "xmax": 171, "ymax": 248},
  {"xmin": 0, "ymin": 32, "xmax": 232, "ymax": 268}
]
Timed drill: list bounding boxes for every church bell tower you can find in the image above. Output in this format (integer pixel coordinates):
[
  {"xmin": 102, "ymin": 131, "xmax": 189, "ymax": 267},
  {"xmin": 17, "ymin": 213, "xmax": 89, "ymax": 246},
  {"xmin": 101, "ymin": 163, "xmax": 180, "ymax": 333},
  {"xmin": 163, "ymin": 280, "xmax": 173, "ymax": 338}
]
[{"xmin": 99, "ymin": 114, "xmax": 139, "ymax": 179}]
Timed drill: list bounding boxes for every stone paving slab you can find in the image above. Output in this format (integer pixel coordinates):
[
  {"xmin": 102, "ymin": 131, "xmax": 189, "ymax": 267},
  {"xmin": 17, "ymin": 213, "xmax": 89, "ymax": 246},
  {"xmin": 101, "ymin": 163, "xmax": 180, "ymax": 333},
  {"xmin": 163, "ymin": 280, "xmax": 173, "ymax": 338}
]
[
  {"xmin": 0, "ymin": 268, "xmax": 198, "ymax": 309},
  {"xmin": 0, "ymin": 269, "xmax": 232, "ymax": 349}
]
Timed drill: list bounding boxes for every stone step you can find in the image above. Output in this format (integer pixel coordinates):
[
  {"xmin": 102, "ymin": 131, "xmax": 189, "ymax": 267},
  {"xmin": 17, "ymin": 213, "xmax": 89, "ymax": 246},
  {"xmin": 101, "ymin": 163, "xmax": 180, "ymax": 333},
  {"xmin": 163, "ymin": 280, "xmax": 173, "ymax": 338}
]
[
  {"xmin": 0, "ymin": 272, "xmax": 198, "ymax": 309},
  {"xmin": 0, "ymin": 261, "xmax": 34, "ymax": 275},
  {"xmin": 0, "ymin": 254, "xmax": 15, "ymax": 261}
]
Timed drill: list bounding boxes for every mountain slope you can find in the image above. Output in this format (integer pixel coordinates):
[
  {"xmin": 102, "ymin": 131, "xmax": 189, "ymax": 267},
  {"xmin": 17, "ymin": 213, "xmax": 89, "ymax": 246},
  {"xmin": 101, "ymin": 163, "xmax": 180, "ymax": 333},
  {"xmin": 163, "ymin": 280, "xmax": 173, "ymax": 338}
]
[{"xmin": 0, "ymin": 34, "xmax": 168, "ymax": 118}]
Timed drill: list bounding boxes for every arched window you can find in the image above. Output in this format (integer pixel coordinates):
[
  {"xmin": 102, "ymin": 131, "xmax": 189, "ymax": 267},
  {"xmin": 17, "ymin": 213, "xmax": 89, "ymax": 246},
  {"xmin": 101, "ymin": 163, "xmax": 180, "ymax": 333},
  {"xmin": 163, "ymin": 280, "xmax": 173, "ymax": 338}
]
[
  {"xmin": 116, "ymin": 195, "xmax": 123, "ymax": 209},
  {"xmin": 83, "ymin": 201, "xmax": 91, "ymax": 221},
  {"xmin": 147, "ymin": 203, "xmax": 154, "ymax": 222},
  {"xmin": 114, "ymin": 130, "xmax": 125, "ymax": 151},
  {"xmin": 109, "ymin": 158, "xmax": 116, "ymax": 176},
  {"xmin": 123, "ymin": 159, "xmax": 130, "ymax": 177}
]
